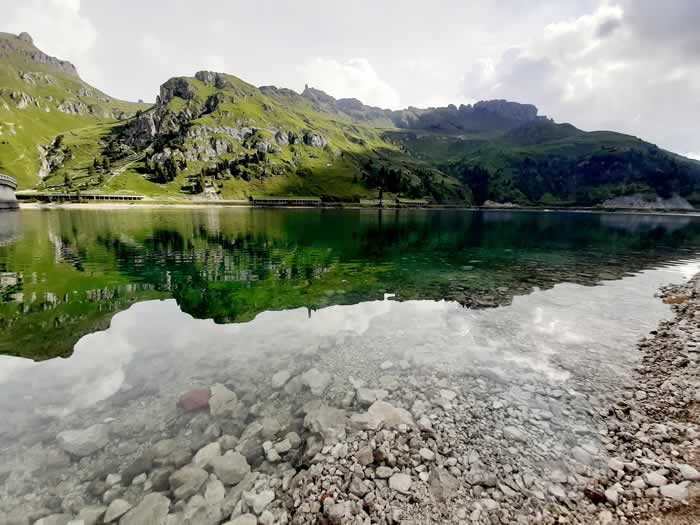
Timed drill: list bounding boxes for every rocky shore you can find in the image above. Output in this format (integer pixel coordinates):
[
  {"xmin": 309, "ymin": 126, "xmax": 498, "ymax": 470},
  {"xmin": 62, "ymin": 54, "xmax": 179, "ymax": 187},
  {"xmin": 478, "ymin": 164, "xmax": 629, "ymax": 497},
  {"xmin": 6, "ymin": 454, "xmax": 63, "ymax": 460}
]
[
  {"xmin": 1, "ymin": 274, "xmax": 699, "ymax": 525},
  {"xmin": 582, "ymin": 276, "xmax": 700, "ymax": 523}
]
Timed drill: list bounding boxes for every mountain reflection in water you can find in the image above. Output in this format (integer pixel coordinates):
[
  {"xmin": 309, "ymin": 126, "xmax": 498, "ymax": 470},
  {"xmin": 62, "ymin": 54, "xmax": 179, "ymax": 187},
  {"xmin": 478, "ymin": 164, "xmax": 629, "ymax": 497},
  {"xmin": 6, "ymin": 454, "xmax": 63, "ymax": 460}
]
[{"xmin": 2, "ymin": 208, "xmax": 700, "ymax": 360}]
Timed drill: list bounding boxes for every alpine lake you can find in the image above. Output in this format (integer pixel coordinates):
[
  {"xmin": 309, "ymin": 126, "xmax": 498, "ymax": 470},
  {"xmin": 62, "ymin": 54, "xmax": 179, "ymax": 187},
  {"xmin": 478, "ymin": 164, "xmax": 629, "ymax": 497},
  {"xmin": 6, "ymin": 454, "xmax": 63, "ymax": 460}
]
[{"xmin": 1, "ymin": 207, "xmax": 700, "ymax": 522}]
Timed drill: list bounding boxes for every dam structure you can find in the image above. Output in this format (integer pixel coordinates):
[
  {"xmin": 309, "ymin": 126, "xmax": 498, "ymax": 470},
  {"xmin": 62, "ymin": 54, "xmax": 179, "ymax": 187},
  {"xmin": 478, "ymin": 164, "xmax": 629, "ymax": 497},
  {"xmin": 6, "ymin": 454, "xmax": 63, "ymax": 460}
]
[{"xmin": 0, "ymin": 174, "xmax": 18, "ymax": 210}]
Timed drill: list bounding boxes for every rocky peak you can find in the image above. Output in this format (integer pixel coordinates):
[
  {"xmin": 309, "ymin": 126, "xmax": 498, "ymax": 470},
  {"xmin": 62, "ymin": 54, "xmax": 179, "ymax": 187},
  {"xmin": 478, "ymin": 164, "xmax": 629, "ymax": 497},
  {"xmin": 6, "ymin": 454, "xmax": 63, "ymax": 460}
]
[
  {"xmin": 0, "ymin": 32, "xmax": 79, "ymax": 77},
  {"xmin": 301, "ymin": 86, "xmax": 338, "ymax": 107},
  {"xmin": 158, "ymin": 77, "xmax": 196, "ymax": 105},
  {"xmin": 473, "ymin": 100, "xmax": 538, "ymax": 122},
  {"xmin": 195, "ymin": 70, "xmax": 226, "ymax": 89}
]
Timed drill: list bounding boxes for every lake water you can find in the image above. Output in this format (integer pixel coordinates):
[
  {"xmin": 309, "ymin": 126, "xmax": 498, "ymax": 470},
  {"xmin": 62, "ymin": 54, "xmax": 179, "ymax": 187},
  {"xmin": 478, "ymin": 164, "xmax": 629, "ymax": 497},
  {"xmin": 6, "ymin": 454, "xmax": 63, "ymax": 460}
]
[{"xmin": 2, "ymin": 207, "xmax": 700, "ymax": 520}]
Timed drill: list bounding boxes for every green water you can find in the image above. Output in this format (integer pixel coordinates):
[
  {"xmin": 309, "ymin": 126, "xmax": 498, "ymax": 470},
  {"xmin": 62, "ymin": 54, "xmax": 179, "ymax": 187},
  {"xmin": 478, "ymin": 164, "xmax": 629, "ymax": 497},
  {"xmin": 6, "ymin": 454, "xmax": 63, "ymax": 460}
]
[{"xmin": 2, "ymin": 207, "xmax": 700, "ymax": 360}]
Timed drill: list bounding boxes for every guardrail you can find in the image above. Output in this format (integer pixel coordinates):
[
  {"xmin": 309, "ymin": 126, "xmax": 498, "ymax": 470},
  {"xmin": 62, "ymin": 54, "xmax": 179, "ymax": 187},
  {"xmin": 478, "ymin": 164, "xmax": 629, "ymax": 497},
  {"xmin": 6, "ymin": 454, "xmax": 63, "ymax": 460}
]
[
  {"xmin": 16, "ymin": 193, "xmax": 144, "ymax": 202},
  {"xmin": 0, "ymin": 174, "xmax": 17, "ymax": 190},
  {"xmin": 252, "ymin": 197, "xmax": 322, "ymax": 206}
]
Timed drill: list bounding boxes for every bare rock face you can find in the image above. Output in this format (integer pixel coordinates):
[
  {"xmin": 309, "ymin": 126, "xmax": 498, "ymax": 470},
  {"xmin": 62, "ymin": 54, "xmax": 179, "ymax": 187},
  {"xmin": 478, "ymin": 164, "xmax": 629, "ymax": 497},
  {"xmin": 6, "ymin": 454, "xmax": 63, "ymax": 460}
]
[
  {"xmin": 303, "ymin": 131, "xmax": 328, "ymax": 149},
  {"xmin": 473, "ymin": 99, "xmax": 538, "ymax": 122},
  {"xmin": 158, "ymin": 77, "xmax": 195, "ymax": 105}
]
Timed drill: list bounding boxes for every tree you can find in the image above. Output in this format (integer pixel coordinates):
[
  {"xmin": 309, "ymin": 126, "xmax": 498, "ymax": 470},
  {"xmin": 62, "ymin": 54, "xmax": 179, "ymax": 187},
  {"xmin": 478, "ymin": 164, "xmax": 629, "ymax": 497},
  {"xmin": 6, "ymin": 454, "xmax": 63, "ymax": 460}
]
[
  {"xmin": 461, "ymin": 165, "xmax": 490, "ymax": 205},
  {"xmin": 97, "ymin": 172, "xmax": 105, "ymax": 185},
  {"xmin": 102, "ymin": 157, "xmax": 111, "ymax": 171},
  {"xmin": 194, "ymin": 173, "xmax": 207, "ymax": 193},
  {"xmin": 163, "ymin": 157, "xmax": 178, "ymax": 182},
  {"xmin": 63, "ymin": 173, "xmax": 72, "ymax": 189},
  {"xmin": 88, "ymin": 165, "xmax": 96, "ymax": 177},
  {"xmin": 93, "ymin": 158, "xmax": 100, "ymax": 169}
]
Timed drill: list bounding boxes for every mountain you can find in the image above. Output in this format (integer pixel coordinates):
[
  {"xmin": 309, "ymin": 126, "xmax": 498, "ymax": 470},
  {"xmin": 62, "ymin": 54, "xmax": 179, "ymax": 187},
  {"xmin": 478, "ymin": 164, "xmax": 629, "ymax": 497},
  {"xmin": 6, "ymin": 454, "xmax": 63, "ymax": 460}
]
[
  {"xmin": 302, "ymin": 85, "xmax": 540, "ymax": 133},
  {"xmin": 0, "ymin": 32, "xmax": 147, "ymax": 188},
  {"xmin": 3, "ymin": 32, "xmax": 700, "ymax": 207}
]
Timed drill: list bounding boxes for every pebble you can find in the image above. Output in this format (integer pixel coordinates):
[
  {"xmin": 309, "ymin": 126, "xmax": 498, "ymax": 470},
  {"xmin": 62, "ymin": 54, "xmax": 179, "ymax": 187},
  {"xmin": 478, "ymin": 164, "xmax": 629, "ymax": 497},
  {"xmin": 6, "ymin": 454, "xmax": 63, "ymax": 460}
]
[{"xmin": 388, "ymin": 473, "xmax": 412, "ymax": 493}]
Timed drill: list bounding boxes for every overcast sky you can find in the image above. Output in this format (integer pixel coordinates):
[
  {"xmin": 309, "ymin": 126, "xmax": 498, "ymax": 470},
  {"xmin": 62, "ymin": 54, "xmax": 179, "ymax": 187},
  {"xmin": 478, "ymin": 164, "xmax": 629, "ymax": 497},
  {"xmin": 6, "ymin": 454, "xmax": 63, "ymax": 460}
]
[{"xmin": 2, "ymin": 0, "xmax": 698, "ymax": 158}]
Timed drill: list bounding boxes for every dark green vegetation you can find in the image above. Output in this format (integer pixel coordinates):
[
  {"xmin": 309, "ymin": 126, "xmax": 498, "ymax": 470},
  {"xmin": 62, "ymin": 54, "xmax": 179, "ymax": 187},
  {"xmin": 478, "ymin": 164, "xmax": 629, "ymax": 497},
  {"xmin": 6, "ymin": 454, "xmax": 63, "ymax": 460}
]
[
  {"xmin": 3, "ymin": 208, "xmax": 700, "ymax": 360},
  {"xmin": 2, "ymin": 32, "xmax": 700, "ymax": 205}
]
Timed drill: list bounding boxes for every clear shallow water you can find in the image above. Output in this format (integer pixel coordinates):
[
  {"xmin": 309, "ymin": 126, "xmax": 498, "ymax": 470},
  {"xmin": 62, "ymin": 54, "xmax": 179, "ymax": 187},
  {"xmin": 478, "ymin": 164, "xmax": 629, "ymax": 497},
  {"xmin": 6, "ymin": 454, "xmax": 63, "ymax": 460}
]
[{"xmin": 2, "ymin": 208, "xmax": 700, "ymax": 517}]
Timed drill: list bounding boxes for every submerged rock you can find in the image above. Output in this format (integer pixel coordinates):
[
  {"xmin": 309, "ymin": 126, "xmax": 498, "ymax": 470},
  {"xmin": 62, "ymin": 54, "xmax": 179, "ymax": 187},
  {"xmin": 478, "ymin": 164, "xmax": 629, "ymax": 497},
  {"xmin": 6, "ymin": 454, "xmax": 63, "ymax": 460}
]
[
  {"xmin": 209, "ymin": 383, "xmax": 242, "ymax": 418},
  {"xmin": 169, "ymin": 466, "xmax": 208, "ymax": 500},
  {"xmin": 300, "ymin": 367, "xmax": 332, "ymax": 395},
  {"xmin": 177, "ymin": 388, "xmax": 211, "ymax": 412},
  {"xmin": 56, "ymin": 424, "xmax": 109, "ymax": 457},
  {"xmin": 210, "ymin": 452, "xmax": 250, "ymax": 486},
  {"xmin": 350, "ymin": 400, "xmax": 414, "ymax": 430}
]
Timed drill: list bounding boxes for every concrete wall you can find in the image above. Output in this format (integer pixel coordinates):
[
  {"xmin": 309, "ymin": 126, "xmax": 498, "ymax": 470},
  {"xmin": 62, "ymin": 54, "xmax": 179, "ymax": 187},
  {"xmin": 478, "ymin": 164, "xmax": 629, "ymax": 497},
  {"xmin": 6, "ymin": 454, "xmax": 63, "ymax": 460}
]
[{"xmin": 0, "ymin": 176, "xmax": 18, "ymax": 210}]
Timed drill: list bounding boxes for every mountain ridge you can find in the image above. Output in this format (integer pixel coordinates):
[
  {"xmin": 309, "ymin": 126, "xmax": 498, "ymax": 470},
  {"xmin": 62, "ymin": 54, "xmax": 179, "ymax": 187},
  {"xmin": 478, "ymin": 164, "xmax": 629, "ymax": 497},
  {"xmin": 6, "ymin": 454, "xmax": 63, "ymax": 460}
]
[{"xmin": 2, "ymin": 33, "xmax": 700, "ymax": 207}]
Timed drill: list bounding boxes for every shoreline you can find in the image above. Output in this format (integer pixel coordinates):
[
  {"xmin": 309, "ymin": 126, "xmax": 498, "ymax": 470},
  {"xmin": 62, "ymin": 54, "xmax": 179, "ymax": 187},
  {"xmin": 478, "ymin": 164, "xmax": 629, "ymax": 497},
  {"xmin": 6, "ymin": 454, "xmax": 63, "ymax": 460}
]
[
  {"xmin": 13, "ymin": 201, "xmax": 700, "ymax": 218},
  {"xmin": 588, "ymin": 275, "xmax": 700, "ymax": 523}
]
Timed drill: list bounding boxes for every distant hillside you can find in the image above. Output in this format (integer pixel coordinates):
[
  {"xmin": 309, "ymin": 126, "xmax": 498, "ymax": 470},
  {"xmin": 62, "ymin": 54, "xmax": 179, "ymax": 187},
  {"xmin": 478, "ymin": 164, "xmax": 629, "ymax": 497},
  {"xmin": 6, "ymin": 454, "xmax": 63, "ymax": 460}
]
[
  {"xmin": 2, "ymin": 32, "xmax": 700, "ymax": 207},
  {"xmin": 302, "ymin": 85, "xmax": 539, "ymax": 133}
]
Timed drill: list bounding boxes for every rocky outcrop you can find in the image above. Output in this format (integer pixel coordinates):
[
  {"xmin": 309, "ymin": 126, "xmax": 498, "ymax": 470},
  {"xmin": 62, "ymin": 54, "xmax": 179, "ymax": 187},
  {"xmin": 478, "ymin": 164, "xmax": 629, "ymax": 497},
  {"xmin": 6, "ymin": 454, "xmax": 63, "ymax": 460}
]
[
  {"xmin": 18, "ymin": 71, "xmax": 55, "ymax": 85},
  {"xmin": 157, "ymin": 77, "xmax": 196, "ymax": 105},
  {"xmin": 56, "ymin": 100, "xmax": 88, "ymax": 115},
  {"xmin": 37, "ymin": 142, "xmax": 66, "ymax": 178},
  {"xmin": 303, "ymin": 132, "xmax": 328, "ymax": 148},
  {"xmin": 0, "ymin": 32, "xmax": 79, "ymax": 77},
  {"xmin": 602, "ymin": 193, "xmax": 694, "ymax": 210},
  {"xmin": 195, "ymin": 70, "xmax": 227, "ymax": 89},
  {"xmin": 473, "ymin": 100, "xmax": 538, "ymax": 122},
  {"xmin": 8, "ymin": 90, "xmax": 37, "ymax": 109},
  {"xmin": 122, "ymin": 75, "xmax": 331, "ymax": 161}
]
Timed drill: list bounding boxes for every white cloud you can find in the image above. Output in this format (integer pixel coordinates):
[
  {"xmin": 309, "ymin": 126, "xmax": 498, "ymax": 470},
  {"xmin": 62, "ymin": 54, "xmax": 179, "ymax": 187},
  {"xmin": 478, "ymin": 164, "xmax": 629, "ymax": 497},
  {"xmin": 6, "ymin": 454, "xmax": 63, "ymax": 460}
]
[
  {"xmin": 4, "ymin": 0, "xmax": 96, "ymax": 58},
  {"xmin": 202, "ymin": 55, "xmax": 227, "ymax": 74},
  {"xmin": 686, "ymin": 152, "xmax": 700, "ymax": 161},
  {"xmin": 460, "ymin": 1, "xmax": 700, "ymax": 155},
  {"xmin": 298, "ymin": 58, "xmax": 401, "ymax": 109}
]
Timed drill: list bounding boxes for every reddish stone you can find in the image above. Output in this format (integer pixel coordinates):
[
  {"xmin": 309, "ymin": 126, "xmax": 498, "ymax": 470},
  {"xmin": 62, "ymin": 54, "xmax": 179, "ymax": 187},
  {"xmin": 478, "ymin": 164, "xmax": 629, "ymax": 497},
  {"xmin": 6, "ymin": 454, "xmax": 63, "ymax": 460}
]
[{"xmin": 177, "ymin": 388, "xmax": 211, "ymax": 412}]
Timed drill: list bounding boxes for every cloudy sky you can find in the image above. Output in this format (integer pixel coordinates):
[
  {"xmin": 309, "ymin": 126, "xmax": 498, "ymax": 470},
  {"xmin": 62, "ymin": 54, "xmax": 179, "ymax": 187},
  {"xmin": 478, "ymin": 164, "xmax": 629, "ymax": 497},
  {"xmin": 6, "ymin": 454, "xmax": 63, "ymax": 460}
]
[{"xmin": 2, "ymin": 0, "xmax": 698, "ymax": 157}]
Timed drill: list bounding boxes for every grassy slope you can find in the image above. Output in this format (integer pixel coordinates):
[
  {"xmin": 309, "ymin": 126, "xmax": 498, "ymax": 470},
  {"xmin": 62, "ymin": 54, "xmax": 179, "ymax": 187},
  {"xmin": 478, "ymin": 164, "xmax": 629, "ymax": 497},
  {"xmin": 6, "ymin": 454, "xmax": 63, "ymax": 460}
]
[
  {"xmin": 387, "ymin": 127, "xmax": 700, "ymax": 205},
  {"xmin": 44, "ymin": 73, "xmax": 458, "ymax": 199},
  {"xmin": 0, "ymin": 32, "xmax": 148, "ymax": 188}
]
